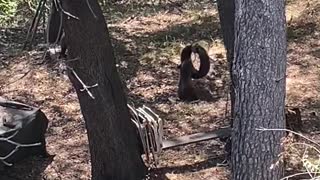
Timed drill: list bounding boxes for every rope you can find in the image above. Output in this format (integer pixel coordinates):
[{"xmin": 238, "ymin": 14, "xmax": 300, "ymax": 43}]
[{"xmin": 128, "ymin": 104, "xmax": 163, "ymax": 167}]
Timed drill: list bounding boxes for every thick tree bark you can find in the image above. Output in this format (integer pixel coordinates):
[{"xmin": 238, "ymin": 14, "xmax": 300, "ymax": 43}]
[
  {"xmin": 61, "ymin": 0, "xmax": 147, "ymax": 179},
  {"xmin": 231, "ymin": 1, "xmax": 286, "ymax": 180}
]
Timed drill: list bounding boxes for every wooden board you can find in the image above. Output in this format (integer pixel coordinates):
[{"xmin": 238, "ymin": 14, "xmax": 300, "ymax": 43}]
[{"xmin": 162, "ymin": 127, "xmax": 231, "ymax": 150}]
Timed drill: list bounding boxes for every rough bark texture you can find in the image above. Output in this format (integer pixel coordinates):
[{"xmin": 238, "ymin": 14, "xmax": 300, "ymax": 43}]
[
  {"xmin": 61, "ymin": 0, "xmax": 147, "ymax": 179},
  {"xmin": 231, "ymin": 1, "xmax": 286, "ymax": 180}
]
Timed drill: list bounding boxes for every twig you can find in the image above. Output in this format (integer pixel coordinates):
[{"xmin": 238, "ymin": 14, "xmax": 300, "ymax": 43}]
[
  {"xmin": 86, "ymin": 0, "xmax": 97, "ymax": 19},
  {"xmin": 41, "ymin": 47, "xmax": 50, "ymax": 62},
  {"xmin": 256, "ymin": 128, "xmax": 320, "ymax": 147},
  {"xmin": 190, "ymin": 99, "xmax": 200, "ymax": 104},
  {"xmin": 22, "ymin": 0, "xmax": 47, "ymax": 50},
  {"xmin": 225, "ymin": 84, "xmax": 230, "ymax": 118},
  {"xmin": 217, "ymin": 159, "xmax": 228, "ymax": 167},
  {"xmin": 6, "ymin": 69, "xmax": 32, "ymax": 85},
  {"xmin": 64, "ymin": 57, "xmax": 80, "ymax": 63},
  {"xmin": 280, "ymin": 172, "xmax": 319, "ymax": 180},
  {"xmin": 291, "ymin": 142, "xmax": 320, "ymax": 155},
  {"xmin": 0, "ymin": 69, "xmax": 32, "ymax": 89},
  {"xmin": 67, "ymin": 67, "xmax": 98, "ymax": 99},
  {"xmin": 310, "ymin": 176, "xmax": 320, "ymax": 180},
  {"xmin": 29, "ymin": 0, "xmax": 47, "ymax": 49},
  {"xmin": 55, "ymin": 0, "xmax": 79, "ymax": 20}
]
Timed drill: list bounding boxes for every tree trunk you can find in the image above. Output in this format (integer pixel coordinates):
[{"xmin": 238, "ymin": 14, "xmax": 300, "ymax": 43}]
[
  {"xmin": 217, "ymin": 0, "xmax": 235, "ymax": 64},
  {"xmin": 231, "ymin": 1, "xmax": 286, "ymax": 180},
  {"xmin": 216, "ymin": 0, "xmax": 235, "ymax": 158},
  {"xmin": 216, "ymin": 0, "xmax": 235, "ymax": 120},
  {"xmin": 61, "ymin": 0, "xmax": 147, "ymax": 179}
]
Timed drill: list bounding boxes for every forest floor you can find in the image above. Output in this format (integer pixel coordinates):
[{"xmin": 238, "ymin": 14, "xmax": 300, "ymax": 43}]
[{"xmin": 0, "ymin": 0, "xmax": 320, "ymax": 179}]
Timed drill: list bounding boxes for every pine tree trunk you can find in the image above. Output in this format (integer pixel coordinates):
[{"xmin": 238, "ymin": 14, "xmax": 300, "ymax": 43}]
[
  {"xmin": 231, "ymin": 1, "xmax": 286, "ymax": 179},
  {"xmin": 61, "ymin": 0, "xmax": 147, "ymax": 179}
]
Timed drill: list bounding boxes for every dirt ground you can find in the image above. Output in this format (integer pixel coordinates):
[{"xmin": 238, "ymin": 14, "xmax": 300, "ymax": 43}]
[{"xmin": 0, "ymin": 0, "xmax": 320, "ymax": 179}]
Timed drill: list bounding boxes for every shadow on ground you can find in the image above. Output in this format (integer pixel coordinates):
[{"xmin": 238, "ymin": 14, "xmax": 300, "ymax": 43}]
[
  {"xmin": 104, "ymin": 0, "xmax": 217, "ymax": 23},
  {"xmin": 150, "ymin": 155, "xmax": 225, "ymax": 180},
  {"xmin": 0, "ymin": 155, "xmax": 54, "ymax": 180}
]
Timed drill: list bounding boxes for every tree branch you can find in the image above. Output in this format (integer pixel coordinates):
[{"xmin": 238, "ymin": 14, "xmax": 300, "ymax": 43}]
[
  {"xmin": 86, "ymin": 0, "xmax": 97, "ymax": 19},
  {"xmin": 67, "ymin": 67, "xmax": 98, "ymax": 99},
  {"xmin": 54, "ymin": 0, "xmax": 79, "ymax": 20}
]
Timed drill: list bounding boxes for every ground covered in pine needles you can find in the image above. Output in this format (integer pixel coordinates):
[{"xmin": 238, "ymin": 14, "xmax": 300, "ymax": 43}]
[{"xmin": 0, "ymin": 0, "xmax": 320, "ymax": 179}]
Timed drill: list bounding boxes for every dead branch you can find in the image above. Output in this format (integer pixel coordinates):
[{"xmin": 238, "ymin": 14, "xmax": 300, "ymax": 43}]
[
  {"xmin": 86, "ymin": 0, "xmax": 97, "ymax": 19},
  {"xmin": 67, "ymin": 67, "xmax": 98, "ymax": 99},
  {"xmin": 280, "ymin": 172, "xmax": 319, "ymax": 180},
  {"xmin": 54, "ymin": 0, "xmax": 79, "ymax": 20},
  {"xmin": 23, "ymin": 0, "xmax": 47, "ymax": 50}
]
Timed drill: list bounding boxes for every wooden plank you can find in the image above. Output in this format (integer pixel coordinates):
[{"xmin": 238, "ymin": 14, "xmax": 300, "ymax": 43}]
[{"xmin": 162, "ymin": 127, "xmax": 231, "ymax": 150}]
